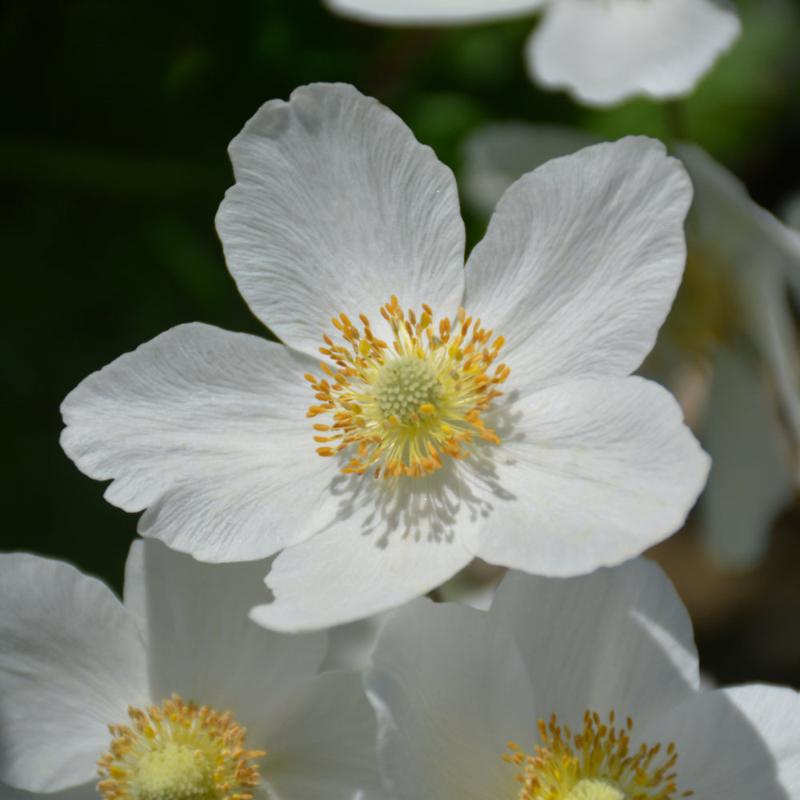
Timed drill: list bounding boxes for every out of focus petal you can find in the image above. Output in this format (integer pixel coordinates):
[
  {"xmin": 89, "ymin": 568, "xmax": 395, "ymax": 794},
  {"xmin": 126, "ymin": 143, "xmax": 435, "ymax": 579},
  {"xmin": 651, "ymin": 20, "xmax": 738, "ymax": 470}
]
[
  {"xmin": 702, "ymin": 346, "xmax": 794, "ymax": 567},
  {"xmin": 527, "ymin": 0, "xmax": 740, "ymax": 106},
  {"xmin": 0, "ymin": 555, "xmax": 148, "ymax": 792},
  {"xmin": 324, "ymin": 0, "xmax": 543, "ymax": 25}
]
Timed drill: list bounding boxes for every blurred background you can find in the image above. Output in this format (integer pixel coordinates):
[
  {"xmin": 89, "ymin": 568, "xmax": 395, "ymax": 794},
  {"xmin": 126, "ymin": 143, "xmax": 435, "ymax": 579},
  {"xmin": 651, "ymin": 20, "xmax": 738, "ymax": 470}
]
[{"xmin": 2, "ymin": 0, "xmax": 799, "ymax": 687}]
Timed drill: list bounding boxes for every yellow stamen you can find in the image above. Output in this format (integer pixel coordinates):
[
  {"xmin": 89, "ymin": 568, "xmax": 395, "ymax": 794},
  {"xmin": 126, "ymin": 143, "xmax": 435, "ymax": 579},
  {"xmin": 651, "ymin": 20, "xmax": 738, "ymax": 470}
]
[
  {"xmin": 503, "ymin": 710, "xmax": 693, "ymax": 800},
  {"xmin": 306, "ymin": 297, "xmax": 509, "ymax": 479},
  {"xmin": 97, "ymin": 695, "xmax": 264, "ymax": 800}
]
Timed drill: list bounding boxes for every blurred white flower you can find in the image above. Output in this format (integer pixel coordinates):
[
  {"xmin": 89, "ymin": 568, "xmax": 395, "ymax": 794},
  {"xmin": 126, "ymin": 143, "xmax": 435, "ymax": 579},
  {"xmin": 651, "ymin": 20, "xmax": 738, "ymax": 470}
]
[
  {"xmin": 61, "ymin": 83, "xmax": 708, "ymax": 631},
  {"xmin": 366, "ymin": 560, "xmax": 800, "ymax": 799},
  {"xmin": 463, "ymin": 122, "xmax": 800, "ymax": 568},
  {"xmin": 785, "ymin": 193, "xmax": 800, "ymax": 232},
  {"xmin": 0, "ymin": 541, "xmax": 383, "ymax": 800},
  {"xmin": 324, "ymin": 0, "xmax": 740, "ymax": 107}
]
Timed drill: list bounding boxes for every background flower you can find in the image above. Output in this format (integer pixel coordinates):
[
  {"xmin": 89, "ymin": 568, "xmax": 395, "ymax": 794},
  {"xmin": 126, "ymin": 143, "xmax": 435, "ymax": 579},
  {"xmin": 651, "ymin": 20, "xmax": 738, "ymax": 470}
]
[
  {"xmin": 324, "ymin": 0, "xmax": 740, "ymax": 106},
  {"xmin": 366, "ymin": 560, "xmax": 800, "ymax": 799},
  {"xmin": 0, "ymin": 540, "xmax": 383, "ymax": 799}
]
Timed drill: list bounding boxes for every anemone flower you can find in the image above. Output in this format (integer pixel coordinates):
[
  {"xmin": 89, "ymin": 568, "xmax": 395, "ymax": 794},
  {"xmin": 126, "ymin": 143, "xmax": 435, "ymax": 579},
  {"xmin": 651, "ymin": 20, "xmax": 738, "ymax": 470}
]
[
  {"xmin": 0, "ymin": 541, "xmax": 383, "ymax": 799},
  {"xmin": 366, "ymin": 559, "xmax": 800, "ymax": 799},
  {"xmin": 61, "ymin": 83, "xmax": 708, "ymax": 630}
]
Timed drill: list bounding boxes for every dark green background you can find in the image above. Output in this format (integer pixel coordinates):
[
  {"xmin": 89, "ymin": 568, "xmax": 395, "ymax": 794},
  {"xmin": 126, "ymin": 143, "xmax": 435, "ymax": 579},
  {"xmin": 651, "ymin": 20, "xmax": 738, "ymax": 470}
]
[{"xmin": 2, "ymin": 0, "xmax": 799, "ymax": 685}]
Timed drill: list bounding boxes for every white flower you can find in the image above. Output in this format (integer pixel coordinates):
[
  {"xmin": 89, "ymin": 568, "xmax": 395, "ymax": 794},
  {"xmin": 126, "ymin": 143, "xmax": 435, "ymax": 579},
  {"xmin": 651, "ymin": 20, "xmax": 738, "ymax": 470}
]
[
  {"xmin": 0, "ymin": 541, "xmax": 383, "ymax": 800},
  {"xmin": 61, "ymin": 83, "xmax": 708, "ymax": 631},
  {"xmin": 462, "ymin": 121, "xmax": 800, "ymax": 568},
  {"xmin": 323, "ymin": 0, "xmax": 740, "ymax": 107},
  {"xmin": 366, "ymin": 559, "xmax": 800, "ymax": 800}
]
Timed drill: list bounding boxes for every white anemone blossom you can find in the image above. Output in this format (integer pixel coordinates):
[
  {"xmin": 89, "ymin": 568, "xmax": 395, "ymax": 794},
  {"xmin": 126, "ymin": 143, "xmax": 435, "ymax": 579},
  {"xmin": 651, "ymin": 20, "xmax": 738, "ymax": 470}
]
[
  {"xmin": 323, "ymin": 0, "xmax": 740, "ymax": 107},
  {"xmin": 463, "ymin": 122, "xmax": 800, "ymax": 568},
  {"xmin": 366, "ymin": 559, "xmax": 800, "ymax": 800},
  {"xmin": 61, "ymin": 83, "xmax": 709, "ymax": 631},
  {"xmin": 0, "ymin": 541, "xmax": 383, "ymax": 800}
]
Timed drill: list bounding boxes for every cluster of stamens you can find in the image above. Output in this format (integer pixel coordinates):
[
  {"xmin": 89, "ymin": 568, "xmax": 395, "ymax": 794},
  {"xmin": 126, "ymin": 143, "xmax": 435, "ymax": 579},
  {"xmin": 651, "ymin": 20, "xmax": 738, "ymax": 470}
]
[
  {"xmin": 503, "ymin": 710, "xmax": 693, "ymax": 800},
  {"xmin": 97, "ymin": 695, "xmax": 264, "ymax": 800},
  {"xmin": 306, "ymin": 296, "xmax": 509, "ymax": 478}
]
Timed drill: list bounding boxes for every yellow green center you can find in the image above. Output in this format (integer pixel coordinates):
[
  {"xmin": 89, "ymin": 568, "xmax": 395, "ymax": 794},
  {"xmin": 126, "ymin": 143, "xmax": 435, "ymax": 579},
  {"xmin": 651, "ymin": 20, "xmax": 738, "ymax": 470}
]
[
  {"xmin": 133, "ymin": 742, "xmax": 215, "ymax": 800},
  {"xmin": 375, "ymin": 356, "xmax": 443, "ymax": 423},
  {"xmin": 306, "ymin": 297, "xmax": 509, "ymax": 479},
  {"xmin": 97, "ymin": 695, "xmax": 264, "ymax": 800},
  {"xmin": 565, "ymin": 779, "xmax": 627, "ymax": 800},
  {"xmin": 504, "ymin": 710, "xmax": 693, "ymax": 800}
]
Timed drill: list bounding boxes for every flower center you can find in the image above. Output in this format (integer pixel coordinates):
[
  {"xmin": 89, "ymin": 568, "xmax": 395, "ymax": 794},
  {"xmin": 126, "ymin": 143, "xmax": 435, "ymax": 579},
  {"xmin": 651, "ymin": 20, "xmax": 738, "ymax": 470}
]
[
  {"xmin": 565, "ymin": 779, "xmax": 626, "ymax": 800},
  {"xmin": 374, "ymin": 356, "xmax": 443, "ymax": 423},
  {"xmin": 504, "ymin": 710, "xmax": 693, "ymax": 800},
  {"xmin": 133, "ymin": 742, "xmax": 214, "ymax": 800},
  {"xmin": 306, "ymin": 296, "xmax": 509, "ymax": 479},
  {"xmin": 97, "ymin": 695, "xmax": 264, "ymax": 800}
]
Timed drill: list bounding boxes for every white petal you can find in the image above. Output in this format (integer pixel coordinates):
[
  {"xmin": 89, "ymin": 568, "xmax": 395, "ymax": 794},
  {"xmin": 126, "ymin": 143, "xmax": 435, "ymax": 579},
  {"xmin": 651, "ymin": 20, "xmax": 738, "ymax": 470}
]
[
  {"xmin": 701, "ymin": 347, "xmax": 794, "ymax": 567},
  {"xmin": 489, "ymin": 561, "xmax": 699, "ymax": 731},
  {"xmin": 462, "ymin": 122, "xmax": 597, "ymax": 218},
  {"xmin": 216, "ymin": 83, "xmax": 465, "ymax": 356},
  {"xmin": 0, "ymin": 555, "xmax": 149, "ymax": 792},
  {"xmin": 250, "ymin": 470, "xmax": 477, "ymax": 630},
  {"xmin": 677, "ymin": 143, "xmax": 800, "ymax": 447},
  {"xmin": 678, "ymin": 143, "xmax": 800, "ymax": 282},
  {"xmin": 325, "ymin": 0, "xmax": 543, "ymax": 25},
  {"xmin": 743, "ymin": 262, "xmax": 800, "ymax": 451},
  {"xmin": 366, "ymin": 599, "xmax": 536, "ymax": 800},
  {"xmin": 260, "ymin": 674, "xmax": 385, "ymax": 800},
  {"xmin": 122, "ymin": 539, "xmax": 148, "ymax": 635},
  {"xmin": 528, "ymin": 0, "xmax": 740, "ymax": 106},
  {"xmin": 640, "ymin": 685, "xmax": 800, "ymax": 799},
  {"xmin": 321, "ymin": 613, "xmax": 389, "ymax": 672},
  {"xmin": 718, "ymin": 685, "xmax": 800, "ymax": 797},
  {"xmin": 61, "ymin": 323, "xmax": 339, "ymax": 562},
  {"xmin": 0, "ymin": 782, "xmax": 96, "ymax": 800},
  {"xmin": 465, "ymin": 138, "xmax": 692, "ymax": 394},
  {"xmin": 253, "ymin": 532, "xmax": 473, "ymax": 633},
  {"xmin": 123, "ymin": 540, "xmax": 327, "ymax": 737},
  {"xmin": 475, "ymin": 377, "xmax": 709, "ymax": 575}
]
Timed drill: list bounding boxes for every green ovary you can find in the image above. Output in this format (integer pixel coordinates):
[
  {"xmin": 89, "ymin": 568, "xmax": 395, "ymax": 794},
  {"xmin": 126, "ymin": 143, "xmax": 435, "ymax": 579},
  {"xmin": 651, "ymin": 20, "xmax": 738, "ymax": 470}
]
[
  {"xmin": 374, "ymin": 356, "xmax": 442, "ymax": 423},
  {"xmin": 132, "ymin": 742, "xmax": 216, "ymax": 800},
  {"xmin": 565, "ymin": 779, "xmax": 627, "ymax": 800}
]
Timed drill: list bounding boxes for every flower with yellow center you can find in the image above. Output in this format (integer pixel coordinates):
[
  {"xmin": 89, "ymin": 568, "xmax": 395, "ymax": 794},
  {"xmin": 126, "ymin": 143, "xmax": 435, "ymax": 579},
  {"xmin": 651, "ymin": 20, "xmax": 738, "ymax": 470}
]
[
  {"xmin": 0, "ymin": 542, "xmax": 383, "ymax": 799},
  {"xmin": 307, "ymin": 298, "xmax": 508, "ymax": 478},
  {"xmin": 504, "ymin": 711, "xmax": 692, "ymax": 800},
  {"xmin": 365, "ymin": 560, "xmax": 800, "ymax": 800},
  {"xmin": 61, "ymin": 83, "xmax": 708, "ymax": 632},
  {"xmin": 463, "ymin": 121, "xmax": 800, "ymax": 570},
  {"xmin": 97, "ymin": 696, "xmax": 263, "ymax": 800}
]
